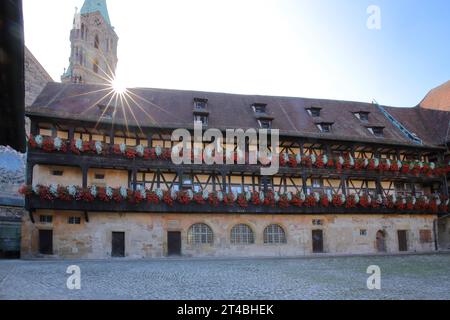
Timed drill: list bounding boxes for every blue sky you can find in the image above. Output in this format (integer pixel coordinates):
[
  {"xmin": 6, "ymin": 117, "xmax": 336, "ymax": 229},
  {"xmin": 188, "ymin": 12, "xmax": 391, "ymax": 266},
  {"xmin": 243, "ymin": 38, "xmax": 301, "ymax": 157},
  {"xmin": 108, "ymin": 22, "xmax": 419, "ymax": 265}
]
[{"xmin": 23, "ymin": 0, "xmax": 449, "ymax": 107}]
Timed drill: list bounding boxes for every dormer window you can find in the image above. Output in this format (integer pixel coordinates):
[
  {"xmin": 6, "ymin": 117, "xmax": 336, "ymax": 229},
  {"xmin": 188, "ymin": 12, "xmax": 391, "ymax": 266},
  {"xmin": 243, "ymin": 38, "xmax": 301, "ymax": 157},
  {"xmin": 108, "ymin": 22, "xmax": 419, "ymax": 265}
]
[
  {"xmin": 258, "ymin": 120, "xmax": 272, "ymax": 129},
  {"xmin": 307, "ymin": 107, "xmax": 321, "ymax": 117},
  {"xmin": 98, "ymin": 104, "xmax": 113, "ymax": 119},
  {"xmin": 368, "ymin": 127, "xmax": 384, "ymax": 137},
  {"xmin": 194, "ymin": 115, "xmax": 208, "ymax": 126},
  {"xmin": 317, "ymin": 123, "xmax": 332, "ymax": 133},
  {"xmin": 194, "ymin": 98, "xmax": 208, "ymax": 110},
  {"xmin": 355, "ymin": 112, "xmax": 369, "ymax": 122},
  {"xmin": 252, "ymin": 103, "xmax": 267, "ymax": 114}
]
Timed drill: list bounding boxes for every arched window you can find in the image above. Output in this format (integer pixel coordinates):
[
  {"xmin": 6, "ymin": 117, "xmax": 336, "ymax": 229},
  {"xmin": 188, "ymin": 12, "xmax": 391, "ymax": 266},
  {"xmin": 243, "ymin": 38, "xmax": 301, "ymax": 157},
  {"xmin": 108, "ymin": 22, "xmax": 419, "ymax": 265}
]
[
  {"xmin": 93, "ymin": 59, "xmax": 99, "ymax": 73},
  {"xmin": 231, "ymin": 224, "xmax": 254, "ymax": 245},
  {"xmin": 264, "ymin": 224, "xmax": 287, "ymax": 244},
  {"xmin": 94, "ymin": 34, "xmax": 100, "ymax": 49},
  {"xmin": 187, "ymin": 223, "xmax": 213, "ymax": 245},
  {"xmin": 81, "ymin": 24, "xmax": 85, "ymax": 39}
]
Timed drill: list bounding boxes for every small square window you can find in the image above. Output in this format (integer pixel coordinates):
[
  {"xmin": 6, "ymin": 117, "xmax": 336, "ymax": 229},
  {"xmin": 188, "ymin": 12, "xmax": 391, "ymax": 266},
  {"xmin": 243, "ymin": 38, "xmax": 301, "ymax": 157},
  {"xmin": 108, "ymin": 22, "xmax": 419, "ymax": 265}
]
[
  {"xmin": 253, "ymin": 103, "xmax": 267, "ymax": 114},
  {"xmin": 39, "ymin": 215, "xmax": 53, "ymax": 224},
  {"xmin": 52, "ymin": 170, "xmax": 64, "ymax": 176},
  {"xmin": 194, "ymin": 101, "xmax": 207, "ymax": 110},
  {"xmin": 94, "ymin": 173, "xmax": 105, "ymax": 180},
  {"xmin": 360, "ymin": 229, "xmax": 367, "ymax": 236},
  {"xmin": 312, "ymin": 219, "xmax": 323, "ymax": 226},
  {"xmin": 369, "ymin": 127, "xmax": 384, "ymax": 137},
  {"xmin": 308, "ymin": 108, "xmax": 321, "ymax": 117},
  {"xmin": 359, "ymin": 113, "xmax": 369, "ymax": 122},
  {"xmin": 68, "ymin": 217, "xmax": 81, "ymax": 225},
  {"xmin": 318, "ymin": 123, "xmax": 332, "ymax": 133},
  {"xmin": 259, "ymin": 120, "xmax": 272, "ymax": 129}
]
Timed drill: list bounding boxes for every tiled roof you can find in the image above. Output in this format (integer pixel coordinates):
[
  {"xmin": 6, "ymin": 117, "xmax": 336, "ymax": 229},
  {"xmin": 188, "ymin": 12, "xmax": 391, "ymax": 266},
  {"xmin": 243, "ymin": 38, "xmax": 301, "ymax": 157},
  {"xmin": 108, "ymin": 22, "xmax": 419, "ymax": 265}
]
[
  {"xmin": 28, "ymin": 82, "xmax": 449, "ymax": 149},
  {"xmin": 419, "ymin": 80, "xmax": 450, "ymax": 111}
]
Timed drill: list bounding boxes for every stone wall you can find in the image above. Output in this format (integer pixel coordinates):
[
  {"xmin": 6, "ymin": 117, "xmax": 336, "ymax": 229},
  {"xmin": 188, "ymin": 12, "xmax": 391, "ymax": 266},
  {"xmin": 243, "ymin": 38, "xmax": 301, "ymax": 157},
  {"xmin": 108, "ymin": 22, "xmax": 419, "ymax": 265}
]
[
  {"xmin": 25, "ymin": 47, "xmax": 53, "ymax": 108},
  {"xmin": 21, "ymin": 211, "xmax": 436, "ymax": 259}
]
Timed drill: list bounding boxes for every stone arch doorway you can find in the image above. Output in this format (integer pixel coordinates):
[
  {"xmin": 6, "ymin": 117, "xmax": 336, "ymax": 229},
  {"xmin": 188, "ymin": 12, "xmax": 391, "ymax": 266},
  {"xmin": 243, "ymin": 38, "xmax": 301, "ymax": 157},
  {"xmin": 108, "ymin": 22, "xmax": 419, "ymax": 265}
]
[{"xmin": 376, "ymin": 230, "xmax": 386, "ymax": 252}]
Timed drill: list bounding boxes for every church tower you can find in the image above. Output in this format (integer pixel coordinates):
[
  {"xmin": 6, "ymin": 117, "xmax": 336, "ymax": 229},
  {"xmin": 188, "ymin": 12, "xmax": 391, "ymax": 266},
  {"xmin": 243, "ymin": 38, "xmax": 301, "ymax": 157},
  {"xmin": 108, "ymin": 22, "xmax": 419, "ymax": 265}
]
[{"xmin": 61, "ymin": 0, "xmax": 118, "ymax": 85}]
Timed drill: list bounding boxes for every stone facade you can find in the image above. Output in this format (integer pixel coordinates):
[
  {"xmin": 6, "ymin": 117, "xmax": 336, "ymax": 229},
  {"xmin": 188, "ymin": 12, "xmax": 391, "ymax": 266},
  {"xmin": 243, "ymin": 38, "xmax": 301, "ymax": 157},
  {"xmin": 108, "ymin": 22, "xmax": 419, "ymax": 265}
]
[
  {"xmin": 21, "ymin": 211, "xmax": 436, "ymax": 259},
  {"xmin": 24, "ymin": 47, "xmax": 53, "ymax": 108}
]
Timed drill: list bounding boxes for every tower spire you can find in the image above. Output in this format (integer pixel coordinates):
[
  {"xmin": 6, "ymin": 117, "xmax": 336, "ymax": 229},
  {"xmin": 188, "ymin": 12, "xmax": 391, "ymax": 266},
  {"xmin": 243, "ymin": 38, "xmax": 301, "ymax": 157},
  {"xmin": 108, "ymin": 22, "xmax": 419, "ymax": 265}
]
[
  {"xmin": 61, "ymin": 0, "xmax": 118, "ymax": 85},
  {"xmin": 80, "ymin": 0, "xmax": 111, "ymax": 26}
]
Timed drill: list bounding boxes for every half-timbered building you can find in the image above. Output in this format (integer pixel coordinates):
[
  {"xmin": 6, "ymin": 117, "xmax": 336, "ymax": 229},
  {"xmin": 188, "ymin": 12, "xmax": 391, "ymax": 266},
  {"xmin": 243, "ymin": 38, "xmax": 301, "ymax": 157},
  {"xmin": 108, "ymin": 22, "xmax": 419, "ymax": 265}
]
[{"xmin": 20, "ymin": 82, "xmax": 450, "ymax": 258}]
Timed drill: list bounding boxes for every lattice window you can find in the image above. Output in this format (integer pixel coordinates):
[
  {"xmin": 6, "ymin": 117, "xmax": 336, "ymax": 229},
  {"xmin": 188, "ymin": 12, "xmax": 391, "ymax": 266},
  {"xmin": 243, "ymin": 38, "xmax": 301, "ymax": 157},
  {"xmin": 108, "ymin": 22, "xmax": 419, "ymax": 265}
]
[
  {"xmin": 264, "ymin": 224, "xmax": 287, "ymax": 244},
  {"xmin": 187, "ymin": 224, "xmax": 213, "ymax": 245},
  {"xmin": 231, "ymin": 224, "xmax": 254, "ymax": 245}
]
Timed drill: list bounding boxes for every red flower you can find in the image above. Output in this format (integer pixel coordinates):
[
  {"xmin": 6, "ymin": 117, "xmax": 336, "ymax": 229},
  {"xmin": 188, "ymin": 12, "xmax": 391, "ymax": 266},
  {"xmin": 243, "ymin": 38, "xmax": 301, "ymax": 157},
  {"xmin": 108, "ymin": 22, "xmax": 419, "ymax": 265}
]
[
  {"xmin": 146, "ymin": 191, "xmax": 160, "ymax": 204},
  {"xmin": 345, "ymin": 194, "xmax": 357, "ymax": 208},
  {"xmin": 18, "ymin": 185, "xmax": 32, "ymax": 196},
  {"xmin": 81, "ymin": 189, "xmax": 95, "ymax": 202},
  {"xmin": 354, "ymin": 159, "xmax": 365, "ymax": 171},
  {"xmin": 208, "ymin": 193, "xmax": 220, "ymax": 207},
  {"xmin": 42, "ymin": 138, "xmax": 55, "ymax": 152},
  {"xmin": 112, "ymin": 189, "xmax": 123, "ymax": 203},
  {"xmin": 28, "ymin": 135, "xmax": 37, "ymax": 149},
  {"xmin": 379, "ymin": 160, "xmax": 389, "ymax": 172},
  {"xmin": 251, "ymin": 192, "xmax": 261, "ymax": 206},
  {"xmin": 58, "ymin": 186, "xmax": 72, "ymax": 201},
  {"xmin": 332, "ymin": 194, "xmax": 343, "ymax": 207},
  {"xmin": 278, "ymin": 195, "xmax": 290, "ymax": 208},
  {"xmin": 177, "ymin": 191, "xmax": 191, "ymax": 205},
  {"xmin": 193, "ymin": 193, "xmax": 206, "ymax": 205},
  {"xmin": 288, "ymin": 155, "xmax": 298, "ymax": 168},
  {"xmin": 237, "ymin": 194, "xmax": 248, "ymax": 208},
  {"xmin": 326, "ymin": 158, "xmax": 335, "ymax": 168},
  {"xmin": 113, "ymin": 145, "xmax": 123, "ymax": 155},
  {"xmin": 70, "ymin": 140, "xmax": 81, "ymax": 155},
  {"xmin": 290, "ymin": 194, "xmax": 304, "ymax": 207},
  {"xmin": 279, "ymin": 155, "xmax": 286, "ymax": 167},
  {"xmin": 125, "ymin": 148, "xmax": 137, "ymax": 159},
  {"xmin": 223, "ymin": 193, "xmax": 235, "ymax": 206},
  {"xmin": 315, "ymin": 156, "xmax": 325, "ymax": 169},
  {"xmin": 163, "ymin": 191, "xmax": 174, "ymax": 206},
  {"xmin": 359, "ymin": 194, "xmax": 370, "ymax": 208},
  {"xmin": 410, "ymin": 164, "xmax": 421, "ymax": 176},
  {"xmin": 97, "ymin": 187, "xmax": 111, "ymax": 202},
  {"xmin": 401, "ymin": 163, "xmax": 410, "ymax": 174},
  {"xmin": 390, "ymin": 161, "xmax": 399, "ymax": 172},
  {"xmin": 304, "ymin": 195, "xmax": 317, "ymax": 207},
  {"xmin": 429, "ymin": 200, "xmax": 438, "ymax": 213},
  {"xmin": 263, "ymin": 191, "xmax": 276, "ymax": 207},
  {"xmin": 301, "ymin": 156, "xmax": 312, "ymax": 168},
  {"xmin": 320, "ymin": 194, "xmax": 329, "ymax": 207},
  {"xmin": 414, "ymin": 198, "xmax": 428, "ymax": 211},
  {"xmin": 395, "ymin": 198, "xmax": 405, "ymax": 210}
]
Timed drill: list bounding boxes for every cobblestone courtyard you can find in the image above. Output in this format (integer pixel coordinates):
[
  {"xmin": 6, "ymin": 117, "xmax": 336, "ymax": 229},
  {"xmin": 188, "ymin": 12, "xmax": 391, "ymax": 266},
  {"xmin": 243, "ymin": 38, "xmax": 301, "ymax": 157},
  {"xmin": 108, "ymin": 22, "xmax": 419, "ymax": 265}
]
[{"xmin": 0, "ymin": 253, "xmax": 449, "ymax": 300}]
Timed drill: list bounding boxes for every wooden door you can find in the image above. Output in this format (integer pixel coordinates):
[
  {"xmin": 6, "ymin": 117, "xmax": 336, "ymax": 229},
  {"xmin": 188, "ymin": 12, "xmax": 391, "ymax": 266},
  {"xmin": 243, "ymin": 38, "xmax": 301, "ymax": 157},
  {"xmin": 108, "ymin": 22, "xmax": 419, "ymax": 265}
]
[
  {"xmin": 312, "ymin": 230, "xmax": 324, "ymax": 253},
  {"xmin": 112, "ymin": 232, "xmax": 125, "ymax": 257},
  {"xmin": 168, "ymin": 231, "xmax": 182, "ymax": 256},
  {"xmin": 376, "ymin": 230, "xmax": 386, "ymax": 252},
  {"xmin": 39, "ymin": 230, "xmax": 53, "ymax": 255},
  {"xmin": 398, "ymin": 230, "xmax": 408, "ymax": 252}
]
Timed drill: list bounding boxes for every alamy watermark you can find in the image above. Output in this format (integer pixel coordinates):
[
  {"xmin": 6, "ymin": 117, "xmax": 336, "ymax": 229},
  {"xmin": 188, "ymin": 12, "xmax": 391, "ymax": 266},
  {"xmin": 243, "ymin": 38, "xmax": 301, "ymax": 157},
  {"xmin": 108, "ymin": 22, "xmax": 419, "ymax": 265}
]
[
  {"xmin": 66, "ymin": 265, "xmax": 81, "ymax": 290},
  {"xmin": 367, "ymin": 5, "xmax": 381, "ymax": 30},
  {"xmin": 171, "ymin": 123, "xmax": 280, "ymax": 176},
  {"xmin": 366, "ymin": 265, "xmax": 381, "ymax": 290}
]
